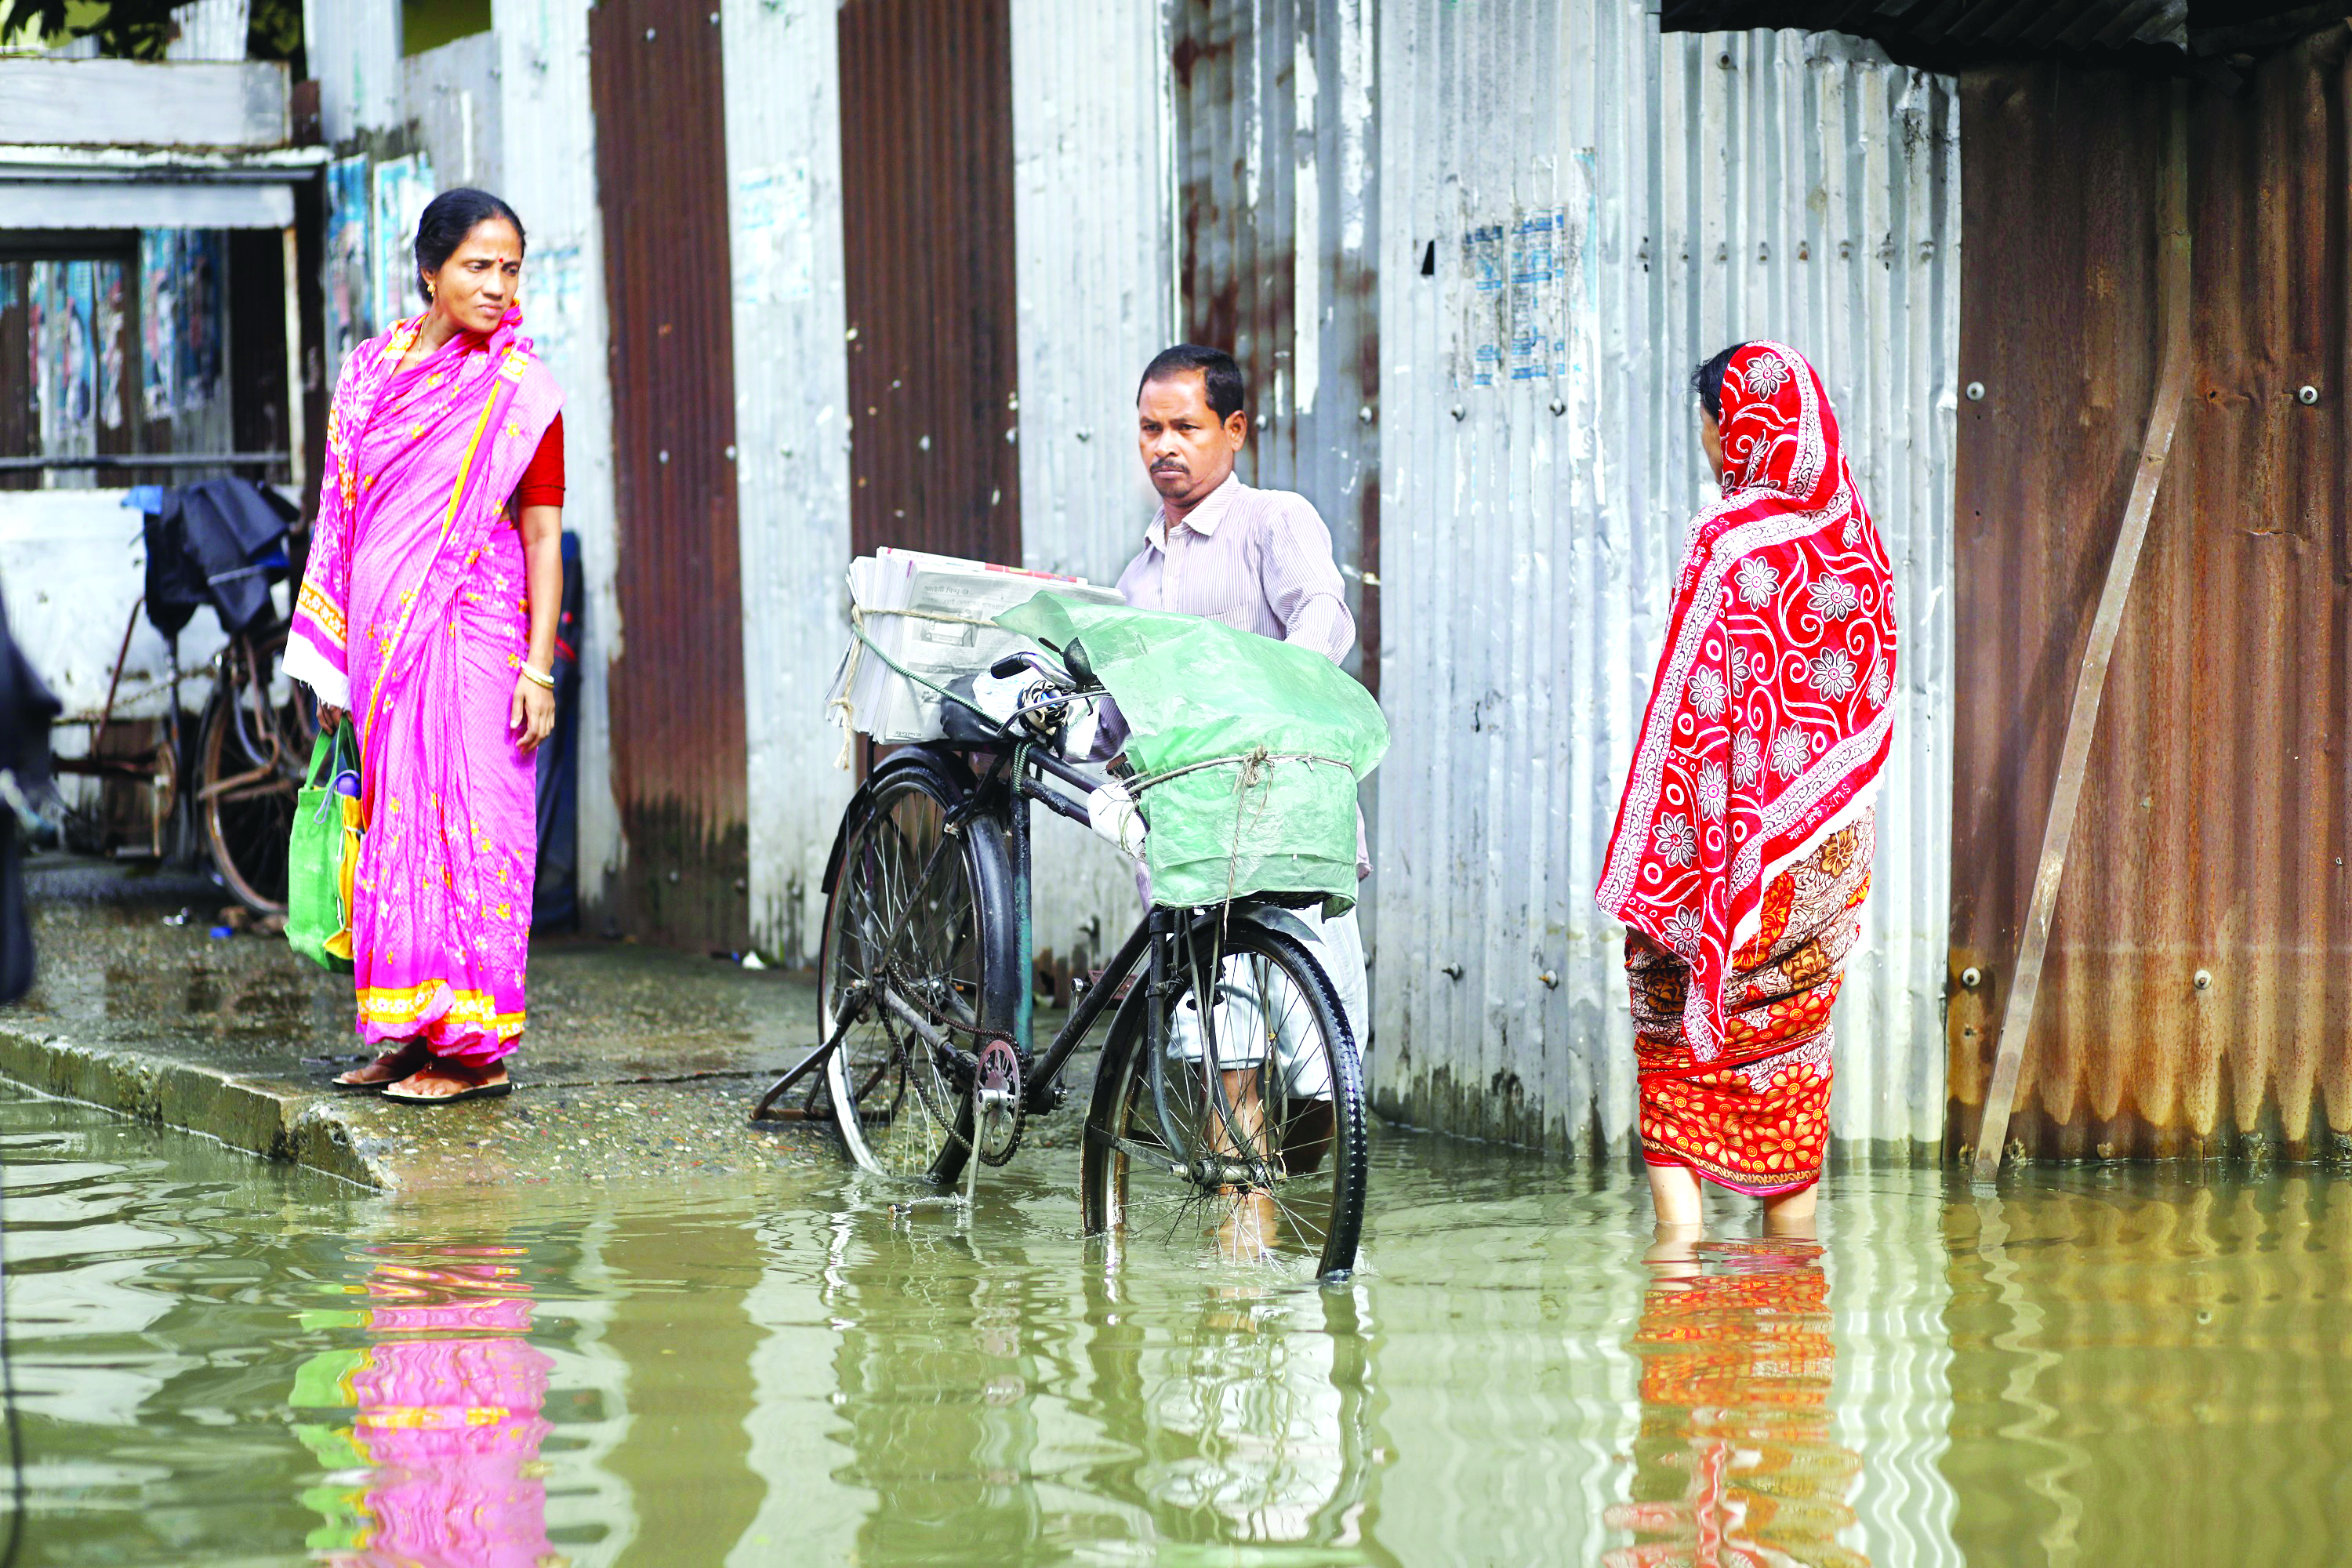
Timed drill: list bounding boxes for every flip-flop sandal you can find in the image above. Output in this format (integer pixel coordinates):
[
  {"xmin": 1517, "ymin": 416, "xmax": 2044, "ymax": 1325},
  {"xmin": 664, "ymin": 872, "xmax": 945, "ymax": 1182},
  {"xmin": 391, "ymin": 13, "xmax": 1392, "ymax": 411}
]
[
  {"xmin": 332, "ymin": 1048, "xmax": 430, "ymax": 1093},
  {"xmin": 381, "ymin": 1080, "xmax": 515, "ymax": 1105}
]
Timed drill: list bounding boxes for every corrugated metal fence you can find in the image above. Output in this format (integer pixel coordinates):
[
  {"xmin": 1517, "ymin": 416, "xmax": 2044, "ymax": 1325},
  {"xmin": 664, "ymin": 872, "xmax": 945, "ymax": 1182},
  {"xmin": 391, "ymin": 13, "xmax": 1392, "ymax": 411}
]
[
  {"xmin": 1947, "ymin": 36, "xmax": 2352, "ymax": 1161},
  {"xmin": 1168, "ymin": 0, "xmax": 1380, "ymax": 684},
  {"xmin": 1370, "ymin": 3, "xmax": 1958, "ymax": 1154}
]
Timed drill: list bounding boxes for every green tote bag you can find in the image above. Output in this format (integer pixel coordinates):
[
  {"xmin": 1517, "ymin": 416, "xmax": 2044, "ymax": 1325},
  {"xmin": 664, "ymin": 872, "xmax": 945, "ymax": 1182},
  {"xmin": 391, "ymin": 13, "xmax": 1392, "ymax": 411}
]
[{"xmin": 288, "ymin": 728, "xmax": 361, "ymax": 973}]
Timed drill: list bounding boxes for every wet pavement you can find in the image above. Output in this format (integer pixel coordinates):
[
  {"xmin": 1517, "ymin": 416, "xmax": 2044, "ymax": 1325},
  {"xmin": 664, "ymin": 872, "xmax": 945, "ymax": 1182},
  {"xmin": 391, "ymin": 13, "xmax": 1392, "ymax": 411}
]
[{"xmin": 0, "ymin": 854, "xmax": 996, "ymax": 1189}]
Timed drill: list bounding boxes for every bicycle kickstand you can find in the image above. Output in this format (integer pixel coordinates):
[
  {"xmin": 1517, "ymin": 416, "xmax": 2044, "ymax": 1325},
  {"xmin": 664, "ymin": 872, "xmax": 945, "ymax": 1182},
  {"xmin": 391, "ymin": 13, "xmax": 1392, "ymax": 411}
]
[{"xmin": 748, "ymin": 983, "xmax": 868, "ymax": 1123}]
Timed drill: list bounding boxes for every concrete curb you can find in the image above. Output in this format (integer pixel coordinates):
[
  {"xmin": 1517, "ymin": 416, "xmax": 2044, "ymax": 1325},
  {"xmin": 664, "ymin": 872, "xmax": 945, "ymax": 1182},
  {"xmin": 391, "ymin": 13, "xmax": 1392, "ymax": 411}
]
[{"xmin": 0, "ymin": 1021, "xmax": 387, "ymax": 1189}]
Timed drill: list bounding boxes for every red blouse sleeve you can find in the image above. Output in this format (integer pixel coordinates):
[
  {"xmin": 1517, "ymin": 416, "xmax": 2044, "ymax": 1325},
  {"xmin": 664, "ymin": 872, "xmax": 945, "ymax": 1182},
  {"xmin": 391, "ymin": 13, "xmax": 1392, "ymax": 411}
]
[{"xmin": 512, "ymin": 412, "xmax": 565, "ymax": 510}]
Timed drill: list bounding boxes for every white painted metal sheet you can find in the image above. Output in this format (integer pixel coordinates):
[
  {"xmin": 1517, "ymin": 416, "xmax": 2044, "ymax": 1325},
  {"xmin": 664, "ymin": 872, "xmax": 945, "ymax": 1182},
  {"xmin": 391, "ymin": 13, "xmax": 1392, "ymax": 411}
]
[
  {"xmin": 1008, "ymin": 0, "xmax": 1179, "ymax": 970},
  {"xmin": 494, "ymin": 0, "xmax": 626, "ymax": 920},
  {"xmin": 718, "ymin": 0, "xmax": 858, "ymax": 961},
  {"xmin": 0, "ymin": 180, "xmax": 292, "ymax": 229},
  {"xmin": 1370, "ymin": 3, "xmax": 1958, "ymax": 1153},
  {"xmin": 302, "ymin": 0, "xmax": 403, "ymax": 143},
  {"xmin": 403, "ymin": 31, "xmax": 504, "ymax": 194},
  {"xmin": 164, "ymin": 0, "xmax": 251, "ymax": 61},
  {"xmin": 0, "ymin": 60, "xmax": 288, "ymax": 149}
]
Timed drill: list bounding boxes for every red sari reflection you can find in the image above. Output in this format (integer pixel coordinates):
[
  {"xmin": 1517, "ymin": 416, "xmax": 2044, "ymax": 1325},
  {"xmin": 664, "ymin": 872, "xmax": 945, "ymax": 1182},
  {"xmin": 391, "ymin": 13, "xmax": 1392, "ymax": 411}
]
[
  {"xmin": 1604, "ymin": 1239, "xmax": 1863, "ymax": 1568},
  {"xmin": 292, "ymin": 1247, "xmax": 560, "ymax": 1568}
]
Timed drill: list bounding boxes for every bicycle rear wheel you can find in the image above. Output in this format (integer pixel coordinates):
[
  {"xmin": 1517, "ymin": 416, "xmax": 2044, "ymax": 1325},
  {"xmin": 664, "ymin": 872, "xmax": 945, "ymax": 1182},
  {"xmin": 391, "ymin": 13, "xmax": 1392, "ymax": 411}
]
[
  {"xmin": 818, "ymin": 755, "xmax": 1018, "ymax": 1185},
  {"xmin": 1080, "ymin": 919, "xmax": 1370, "ymax": 1279},
  {"xmin": 201, "ymin": 628, "xmax": 314, "ymax": 913}
]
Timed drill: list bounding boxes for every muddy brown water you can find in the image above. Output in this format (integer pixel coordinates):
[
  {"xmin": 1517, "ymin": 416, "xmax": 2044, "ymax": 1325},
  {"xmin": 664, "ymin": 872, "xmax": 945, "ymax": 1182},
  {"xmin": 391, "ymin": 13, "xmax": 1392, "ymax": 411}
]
[{"xmin": 3, "ymin": 1086, "xmax": 2350, "ymax": 1566}]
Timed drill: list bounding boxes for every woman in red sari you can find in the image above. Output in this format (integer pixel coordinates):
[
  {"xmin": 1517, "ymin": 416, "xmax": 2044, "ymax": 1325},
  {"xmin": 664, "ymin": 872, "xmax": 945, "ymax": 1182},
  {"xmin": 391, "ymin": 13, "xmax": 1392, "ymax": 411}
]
[
  {"xmin": 1596, "ymin": 343, "xmax": 1896, "ymax": 1227},
  {"xmin": 285, "ymin": 189, "xmax": 566, "ymax": 1105}
]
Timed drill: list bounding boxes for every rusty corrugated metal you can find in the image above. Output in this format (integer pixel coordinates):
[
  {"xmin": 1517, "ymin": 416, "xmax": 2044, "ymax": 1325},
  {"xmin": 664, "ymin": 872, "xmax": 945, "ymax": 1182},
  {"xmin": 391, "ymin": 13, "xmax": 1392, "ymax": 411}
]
[
  {"xmin": 838, "ymin": 0, "xmax": 1022, "ymax": 566},
  {"xmin": 1947, "ymin": 31, "xmax": 2352, "ymax": 1160},
  {"xmin": 1167, "ymin": 0, "xmax": 1379, "ymax": 688},
  {"xmin": 590, "ymin": 0, "xmax": 750, "ymax": 949}
]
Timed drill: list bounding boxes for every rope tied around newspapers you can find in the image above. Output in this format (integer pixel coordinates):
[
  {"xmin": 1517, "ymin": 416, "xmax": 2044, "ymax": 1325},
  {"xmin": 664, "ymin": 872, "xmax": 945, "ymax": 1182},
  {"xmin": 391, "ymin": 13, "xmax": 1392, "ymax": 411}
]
[{"xmin": 829, "ymin": 601, "xmax": 1011, "ymax": 770}]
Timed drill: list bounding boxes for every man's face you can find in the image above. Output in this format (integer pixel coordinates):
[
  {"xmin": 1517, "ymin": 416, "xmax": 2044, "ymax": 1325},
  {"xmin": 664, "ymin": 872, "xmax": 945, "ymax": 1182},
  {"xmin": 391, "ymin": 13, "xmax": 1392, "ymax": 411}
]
[{"xmin": 1138, "ymin": 372, "xmax": 1246, "ymax": 510}]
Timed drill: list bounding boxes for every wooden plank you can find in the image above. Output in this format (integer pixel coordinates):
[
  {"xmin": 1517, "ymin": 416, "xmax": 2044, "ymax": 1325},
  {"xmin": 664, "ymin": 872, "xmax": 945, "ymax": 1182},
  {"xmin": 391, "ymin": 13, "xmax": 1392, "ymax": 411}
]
[
  {"xmin": 1971, "ymin": 86, "xmax": 2193, "ymax": 1183},
  {"xmin": 0, "ymin": 60, "xmax": 289, "ymax": 150}
]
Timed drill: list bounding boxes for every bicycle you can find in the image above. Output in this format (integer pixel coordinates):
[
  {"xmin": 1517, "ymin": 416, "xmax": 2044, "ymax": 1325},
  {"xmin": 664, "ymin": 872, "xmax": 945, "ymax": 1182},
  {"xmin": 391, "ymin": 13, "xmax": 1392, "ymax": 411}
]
[
  {"xmin": 754, "ymin": 644, "xmax": 1371, "ymax": 1281},
  {"xmin": 54, "ymin": 608, "xmax": 313, "ymax": 913}
]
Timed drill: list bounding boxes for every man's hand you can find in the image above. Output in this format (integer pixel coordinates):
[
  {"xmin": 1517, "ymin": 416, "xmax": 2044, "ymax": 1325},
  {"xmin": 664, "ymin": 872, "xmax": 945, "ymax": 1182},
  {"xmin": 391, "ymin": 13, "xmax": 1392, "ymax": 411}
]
[{"xmin": 511, "ymin": 675, "xmax": 556, "ymax": 753}]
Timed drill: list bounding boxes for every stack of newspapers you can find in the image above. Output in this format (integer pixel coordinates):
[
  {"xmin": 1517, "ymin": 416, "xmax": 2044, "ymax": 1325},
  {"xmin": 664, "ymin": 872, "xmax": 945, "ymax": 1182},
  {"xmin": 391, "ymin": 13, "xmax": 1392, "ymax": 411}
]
[{"xmin": 831, "ymin": 547, "xmax": 1123, "ymax": 743}]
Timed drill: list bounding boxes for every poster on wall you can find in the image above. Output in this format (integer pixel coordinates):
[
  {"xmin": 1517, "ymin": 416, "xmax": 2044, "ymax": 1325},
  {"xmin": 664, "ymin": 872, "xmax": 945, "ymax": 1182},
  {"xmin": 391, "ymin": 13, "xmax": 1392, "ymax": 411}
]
[
  {"xmin": 95, "ymin": 263, "xmax": 125, "ymax": 432},
  {"xmin": 174, "ymin": 231, "xmax": 223, "ymax": 411},
  {"xmin": 140, "ymin": 231, "xmax": 179, "ymax": 421},
  {"xmin": 136, "ymin": 231, "xmax": 230, "ymax": 425},
  {"xmin": 325, "ymin": 154, "xmax": 372, "ymax": 377},
  {"xmin": 370, "ymin": 154, "xmax": 437, "ymax": 334},
  {"xmin": 31, "ymin": 261, "xmax": 97, "ymax": 464}
]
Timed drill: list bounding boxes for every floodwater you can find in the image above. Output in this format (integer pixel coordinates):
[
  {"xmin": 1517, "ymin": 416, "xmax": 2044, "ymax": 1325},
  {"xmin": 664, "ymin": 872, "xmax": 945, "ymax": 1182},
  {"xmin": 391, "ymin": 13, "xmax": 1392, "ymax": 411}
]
[{"xmin": 5, "ymin": 1089, "xmax": 2352, "ymax": 1566}]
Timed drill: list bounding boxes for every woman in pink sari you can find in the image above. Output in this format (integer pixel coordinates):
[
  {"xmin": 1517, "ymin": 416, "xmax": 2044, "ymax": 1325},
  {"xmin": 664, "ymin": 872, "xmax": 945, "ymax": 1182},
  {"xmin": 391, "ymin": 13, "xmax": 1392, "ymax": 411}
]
[{"xmin": 285, "ymin": 189, "xmax": 565, "ymax": 1104}]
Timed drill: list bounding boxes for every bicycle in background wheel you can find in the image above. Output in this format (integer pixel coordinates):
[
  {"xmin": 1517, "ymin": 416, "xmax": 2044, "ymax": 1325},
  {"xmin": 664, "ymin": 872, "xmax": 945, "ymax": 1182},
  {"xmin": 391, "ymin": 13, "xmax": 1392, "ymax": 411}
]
[{"xmin": 762, "ymin": 642, "xmax": 1371, "ymax": 1280}]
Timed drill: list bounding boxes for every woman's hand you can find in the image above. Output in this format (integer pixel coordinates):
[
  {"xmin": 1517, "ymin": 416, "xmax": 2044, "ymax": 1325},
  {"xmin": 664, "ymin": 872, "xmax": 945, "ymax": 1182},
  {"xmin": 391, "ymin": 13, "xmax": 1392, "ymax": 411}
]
[
  {"xmin": 510, "ymin": 674, "xmax": 557, "ymax": 753},
  {"xmin": 319, "ymin": 704, "xmax": 347, "ymax": 733}
]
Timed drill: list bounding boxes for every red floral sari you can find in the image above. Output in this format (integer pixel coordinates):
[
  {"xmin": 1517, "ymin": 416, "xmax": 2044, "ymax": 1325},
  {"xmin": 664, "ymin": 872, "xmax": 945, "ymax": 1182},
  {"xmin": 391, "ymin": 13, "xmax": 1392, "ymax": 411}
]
[
  {"xmin": 1627, "ymin": 811, "xmax": 1873, "ymax": 1194},
  {"xmin": 1597, "ymin": 343, "xmax": 1896, "ymax": 1193},
  {"xmin": 1604, "ymin": 1240, "xmax": 1861, "ymax": 1568}
]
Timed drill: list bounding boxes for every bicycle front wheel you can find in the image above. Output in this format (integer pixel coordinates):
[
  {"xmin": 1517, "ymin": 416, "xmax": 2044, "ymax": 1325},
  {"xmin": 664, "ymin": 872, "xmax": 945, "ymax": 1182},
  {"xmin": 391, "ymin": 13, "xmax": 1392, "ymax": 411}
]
[
  {"xmin": 1080, "ymin": 919, "xmax": 1370, "ymax": 1279},
  {"xmin": 818, "ymin": 755, "xmax": 1018, "ymax": 1185}
]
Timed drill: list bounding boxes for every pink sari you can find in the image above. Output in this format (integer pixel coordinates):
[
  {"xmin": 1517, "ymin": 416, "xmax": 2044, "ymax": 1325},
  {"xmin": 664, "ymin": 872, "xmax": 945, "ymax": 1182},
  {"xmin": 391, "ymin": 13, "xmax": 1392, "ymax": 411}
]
[
  {"xmin": 286, "ymin": 307, "xmax": 564, "ymax": 1067},
  {"xmin": 294, "ymin": 1250, "xmax": 556, "ymax": 1567}
]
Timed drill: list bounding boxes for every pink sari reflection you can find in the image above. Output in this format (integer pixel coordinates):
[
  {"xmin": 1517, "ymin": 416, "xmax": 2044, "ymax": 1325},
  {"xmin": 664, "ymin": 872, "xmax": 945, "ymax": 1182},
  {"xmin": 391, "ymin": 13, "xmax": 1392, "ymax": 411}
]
[{"xmin": 296, "ymin": 1247, "xmax": 560, "ymax": 1568}]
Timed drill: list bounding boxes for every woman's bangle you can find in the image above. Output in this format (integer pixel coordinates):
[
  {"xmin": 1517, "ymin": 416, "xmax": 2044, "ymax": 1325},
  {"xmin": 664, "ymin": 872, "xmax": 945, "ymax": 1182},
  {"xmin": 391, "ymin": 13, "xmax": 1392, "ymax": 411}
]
[{"xmin": 519, "ymin": 662, "xmax": 556, "ymax": 690}]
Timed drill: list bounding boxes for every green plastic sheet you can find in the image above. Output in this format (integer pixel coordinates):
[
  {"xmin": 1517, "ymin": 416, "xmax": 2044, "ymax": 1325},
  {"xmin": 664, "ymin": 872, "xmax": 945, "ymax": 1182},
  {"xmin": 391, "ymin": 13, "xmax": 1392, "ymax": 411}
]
[{"xmin": 997, "ymin": 593, "xmax": 1388, "ymax": 914}]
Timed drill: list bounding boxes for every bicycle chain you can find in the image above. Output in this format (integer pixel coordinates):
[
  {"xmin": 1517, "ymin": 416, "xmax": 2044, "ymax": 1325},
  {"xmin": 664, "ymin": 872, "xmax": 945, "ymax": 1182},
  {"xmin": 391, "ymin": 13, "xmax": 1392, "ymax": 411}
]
[{"xmin": 880, "ymin": 967, "xmax": 982, "ymax": 1143}]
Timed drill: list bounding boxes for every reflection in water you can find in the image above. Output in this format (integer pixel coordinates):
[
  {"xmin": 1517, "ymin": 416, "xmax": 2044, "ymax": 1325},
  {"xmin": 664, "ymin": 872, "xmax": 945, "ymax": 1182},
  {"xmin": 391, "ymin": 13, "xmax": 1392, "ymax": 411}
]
[
  {"xmin": 816, "ymin": 1193, "xmax": 1390, "ymax": 1564},
  {"xmin": 1607, "ymin": 1237, "xmax": 1864, "ymax": 1568},
  {"xmin": 1078, "ymin": 1270, "xmax": 1385, "ymax": 1556},
  {"xmin": 292, "ymin": 1245, "xmax": 561, "ymax": 1568}
]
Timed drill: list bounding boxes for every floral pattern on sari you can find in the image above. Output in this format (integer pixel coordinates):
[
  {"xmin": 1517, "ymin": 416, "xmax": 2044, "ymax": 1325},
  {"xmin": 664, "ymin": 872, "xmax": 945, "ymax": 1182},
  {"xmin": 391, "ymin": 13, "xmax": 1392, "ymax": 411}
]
[{"xmin": 1627, "ymin": 811, "xmax": 1874, "ymax": 1196}]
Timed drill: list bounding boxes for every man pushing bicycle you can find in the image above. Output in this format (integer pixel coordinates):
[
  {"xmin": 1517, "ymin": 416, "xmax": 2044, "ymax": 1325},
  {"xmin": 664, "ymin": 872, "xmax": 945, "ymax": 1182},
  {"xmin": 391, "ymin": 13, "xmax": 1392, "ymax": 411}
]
[{"xmin": 1109, "ymin": 345, "xmax": 1374, "ymax": 1177}]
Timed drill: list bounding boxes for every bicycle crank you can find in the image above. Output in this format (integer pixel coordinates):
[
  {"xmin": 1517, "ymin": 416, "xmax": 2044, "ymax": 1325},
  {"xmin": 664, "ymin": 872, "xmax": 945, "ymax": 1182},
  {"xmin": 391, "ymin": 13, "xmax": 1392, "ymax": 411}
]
[{"xmin": 972, "ymin": 1037, "xmax": 1026, "ymax": 1167}]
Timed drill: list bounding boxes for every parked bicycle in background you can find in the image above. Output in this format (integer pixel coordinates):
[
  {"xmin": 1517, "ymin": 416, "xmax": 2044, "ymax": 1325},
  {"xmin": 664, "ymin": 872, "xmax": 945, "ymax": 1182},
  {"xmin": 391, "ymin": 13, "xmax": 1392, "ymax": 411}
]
[{"xmin": 49, "ymin": 477, "xmax": 316, "ymax": 913}]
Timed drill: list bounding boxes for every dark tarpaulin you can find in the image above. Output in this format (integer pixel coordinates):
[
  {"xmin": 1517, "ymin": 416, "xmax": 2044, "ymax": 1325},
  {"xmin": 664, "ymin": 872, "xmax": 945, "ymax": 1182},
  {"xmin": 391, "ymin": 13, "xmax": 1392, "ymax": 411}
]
[
  {"xmin": 1654, "ymin": 2, "xmax": 2352, "ymax": 89},
  {"xmin": 1, "ymin": 588, "xmax": 60, "ymax": 1000},
  {"xmin": 140, "ymin": 477, "xmax": 296, "ymax": 640}
]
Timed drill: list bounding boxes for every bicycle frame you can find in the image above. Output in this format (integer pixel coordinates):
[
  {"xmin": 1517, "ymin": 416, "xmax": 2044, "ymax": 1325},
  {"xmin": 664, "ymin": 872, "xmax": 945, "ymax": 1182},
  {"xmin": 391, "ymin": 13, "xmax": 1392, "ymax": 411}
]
[
  {"xmin": 965, "ymin": 742, "xmax": 1284, "ymax": 1185},
  {"xmin": 764, "ymin": 735, "xmax": 1277, "ymax": 1185}
]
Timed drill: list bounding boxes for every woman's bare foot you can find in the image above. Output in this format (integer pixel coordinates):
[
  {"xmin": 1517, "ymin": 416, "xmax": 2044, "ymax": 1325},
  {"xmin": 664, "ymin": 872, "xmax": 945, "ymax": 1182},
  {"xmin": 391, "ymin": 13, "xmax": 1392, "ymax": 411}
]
[
  {"xmin": 385, "ymin": 1055, "xmax": 510, "ymax": 1101},
  {"xmin": 333, "ymin": 1040, "xmax": 428, "ymax": 1088},
  {"xmin": 1762, "ymin": 1182, "xmax": 1819, "ymax": 1236}
]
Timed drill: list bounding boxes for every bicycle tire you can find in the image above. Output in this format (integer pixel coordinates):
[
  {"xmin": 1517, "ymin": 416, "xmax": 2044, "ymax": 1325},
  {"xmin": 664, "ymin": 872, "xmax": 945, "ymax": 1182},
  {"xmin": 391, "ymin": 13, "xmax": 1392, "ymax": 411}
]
[
  {"xmin": 1080, "ymin": 919, "xmax": 1370, "ymax": 1279},
  {"xmin": 200, "ymin": 629, "xmax": 313, "ymax": 914},
  {"xmin": 818, "ymin": 753, "xmax": 1020, "ymax": 1185}
]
